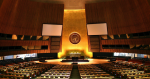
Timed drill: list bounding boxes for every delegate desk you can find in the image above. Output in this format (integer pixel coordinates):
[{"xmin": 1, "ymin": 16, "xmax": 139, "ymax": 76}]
[{"xmin": 72, "ymin": 57, "xmax": 78, "ymax": 61}]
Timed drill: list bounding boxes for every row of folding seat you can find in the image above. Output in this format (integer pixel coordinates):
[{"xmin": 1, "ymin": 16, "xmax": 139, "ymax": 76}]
[
  {"xmin": 0, "ymin": 74, "xmax": 28, "ymax": 79},
  {"xmin": 100, "ymin": 62, "xmax": 150, "ymax": 79},
  {"xmin": 0, "ymin": 61, "xmax": 36, "ymax": 74},
  {"xmin": 0, "ymin": 61, "xmax": 35, "ymax": 79},
  {"xmin": 117, "ymin": 61, "xmax": 150, "ymax": 79},
  {"xmin": 25, "ymin": 64, "xmax": 51, "ymax": 73},
  {"xmin": 113, "ymin": 60, "xmax": 150, "ymax": 70},
  {"xmin": 114, "ymin": 60, "xmax": 150, "ymax": 73},
  {"xmin": 78, "ymin": 65, "xmax": 115, "ymax": 79},
  {"xmin": 19, "ymin": 64, "xmax": 51, "ymax": 78},
  {"xmin": 37, "ymin": 65, "xmax": 73, "ymax": 79},
  {"xmin": 0, "ymin": 61, "xmax": 50, "ymax": 79}
]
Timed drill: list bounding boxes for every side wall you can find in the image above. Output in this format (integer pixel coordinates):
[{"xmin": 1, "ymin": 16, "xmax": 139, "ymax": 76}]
[
  {"xmin": 85, "ymin": 0, "xmax": 150, "ymax": 35},
  {"xmin": 0, "ymin": 0, "xmax": 63, "ymax": 56},
  {"xmin": 86, "ymin": 0, "xmax": 150, "ymax": 54},
  {"xmin": 0, "ymin": 0, "xmax": 64, "ymax": 36}
]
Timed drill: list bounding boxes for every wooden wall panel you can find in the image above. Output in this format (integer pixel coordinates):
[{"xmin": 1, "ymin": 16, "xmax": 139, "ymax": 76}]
[
  {"xmin": 59, "ymin": 36, "xmax": 62, "ymax": 52},
  {"xmin": 85, "ymin": 0, "xmax": 150, "ymax": 35},
  {"xmin": 91, "ymin": 45, "xmax": 99, "ymax": 49},
  {"xmin": 50, "ymin": 36, "xmax": 61, "ymax": 53},
  {"xmin": 0, "ymin": 36, "xmax": 62, "ymax": 56},
  {"xmin": 48, "ymin": 37, "xmax": 51, "ymax": 52},
  {"xmin": 51, "ymin": 37, "xmax": 61, "ymax": 41},
  {"xmin": 89, "ymin": 36, "xmax": 100, "ymax": 52},
  {"xmin": 88, "ymin": 36, "xmax": 91, "ymax": 52},
  {"xmin": 0, "ymin": 0, "xmax": 64, "ymax": 36},
  {"xmin": 51, "ymin": 42, "xmax": 60, "ymax": 45},
  {"xmin": 0, "ymin": 0, "xmax": 3, "ymax": 8},
  {"xmin": 101, "ymin": 38, "xmax": 150, "ymax": 45},
  {"xmin": 99, "ymin": 36, "xmax": 102, "ymax": 52},
  {"xmin": 98, "ymin": 37, "xmax": 150, "ymax": 54},
  {"xmin": 90, "ymin": 42, "xmax": 100, "ymax": 45},
  {"xmin": 148, "ymin": 0, "xmax": 150, "ymax": 5},
  {"xmin": 0, "ymin": 50, "xmax": 50, "ymax": 56},
  {"xmin": 0, "ymin": 38, "xmax": 52, "ymax": 56},
  {"xmin": 0, "ymin": 40, "xmax": 49, "ymax": 46},
  {"xmin": 50, "ymin": 50, "xmax": 60, "ymax": 53},
  {"xmin": 51, "ymin": 46, "xmax": 60, "ymax": 50},
  {"xmin": 91, "ymin": 49, "xmax": 100, "ymax": 52}
]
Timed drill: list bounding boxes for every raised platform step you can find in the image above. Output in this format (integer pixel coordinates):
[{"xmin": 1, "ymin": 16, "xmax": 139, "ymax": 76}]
[{"xmin": 61, "ymin": 60, "xmax": 89, "ymax": 62}]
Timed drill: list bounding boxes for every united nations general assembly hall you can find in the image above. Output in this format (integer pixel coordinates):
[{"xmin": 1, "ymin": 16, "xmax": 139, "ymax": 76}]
[{"xmin": 0, "ymin": 0, "xmax": 150, "ymax": 79}]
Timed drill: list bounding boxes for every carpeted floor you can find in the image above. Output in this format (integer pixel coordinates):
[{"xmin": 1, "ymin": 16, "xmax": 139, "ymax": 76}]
[{"xmin": 70, "ymin": 65, "xmax": 81, "ymax": 79}]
